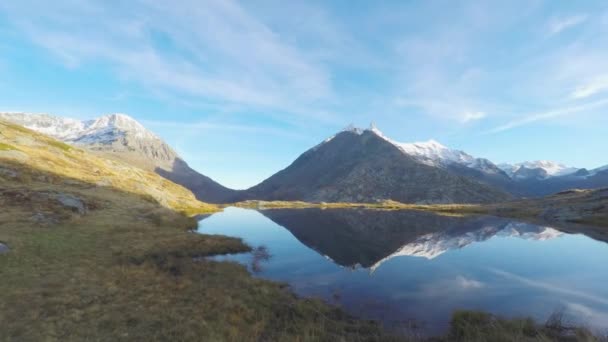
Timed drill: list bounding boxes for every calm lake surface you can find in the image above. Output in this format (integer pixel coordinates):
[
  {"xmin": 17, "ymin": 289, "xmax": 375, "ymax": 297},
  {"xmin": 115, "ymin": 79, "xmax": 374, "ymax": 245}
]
[{"xmin": 198, "ymin": 207, "xmax": 608, "ymax": 334}]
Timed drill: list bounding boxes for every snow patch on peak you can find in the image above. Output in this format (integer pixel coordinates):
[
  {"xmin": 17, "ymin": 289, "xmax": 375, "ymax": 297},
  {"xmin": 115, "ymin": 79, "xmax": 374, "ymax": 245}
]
[
  {"xmin": 341, "ymin": 124, "xmax": 363, "ymax": 135},
  {"xmin": 323, "ymin": 123, "xmax": 502, "ymax": 175},
  {"xmin": 0, "ymin": 112, "xmax": 160, "ymax": 145},
  {"xmin": 82, "ymin": 113, "xmax": 158, "ymax": 141},
  {"xmin": 393, "ymin": 139, "xmax": 476, "ymax": 167}
]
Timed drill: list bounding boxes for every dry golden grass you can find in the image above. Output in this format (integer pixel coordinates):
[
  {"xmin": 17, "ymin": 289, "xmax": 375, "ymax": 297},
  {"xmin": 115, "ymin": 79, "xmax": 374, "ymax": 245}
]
[
  {"xmin": 0, "ymin": 120, "xmax": 216, "ymax": 214},
  {"xmin": 231, "ymin": 199, "xmax": 483, "ymax": 217}
]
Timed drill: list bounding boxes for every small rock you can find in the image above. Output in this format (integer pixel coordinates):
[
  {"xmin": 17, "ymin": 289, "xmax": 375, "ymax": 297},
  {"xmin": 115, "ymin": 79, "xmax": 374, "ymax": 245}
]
[
  {"xmin": 30, "ymin": 212, "xmax": 59, "ymax": 225},
  {"xmin": 0, "ymin": 167, "xmax": 18, "ymax": 178},
  {"xmin": 54, "ymin": 193, "xmax": 87, "ymax": 215},
  {"xmin": 95, "ymin": 179, "xmax": 111, "ymax": 187}
]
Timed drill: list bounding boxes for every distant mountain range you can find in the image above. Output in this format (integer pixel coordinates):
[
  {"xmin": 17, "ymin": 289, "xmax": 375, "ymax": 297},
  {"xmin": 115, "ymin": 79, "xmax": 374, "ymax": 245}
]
[{"xmin": 2, "ymin": 113, "xmax": 606, "ymax": 203}]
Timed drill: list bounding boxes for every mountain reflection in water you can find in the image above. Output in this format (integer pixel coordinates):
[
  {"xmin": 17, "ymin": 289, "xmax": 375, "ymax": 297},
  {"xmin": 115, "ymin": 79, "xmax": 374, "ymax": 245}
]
[
  {"xmin": 198, "ymin": 207, "xmax": 608, "ymax": 334},
  {"xmin": 259, "ymin": 209, "xmax": 562, "ymax": 271}
]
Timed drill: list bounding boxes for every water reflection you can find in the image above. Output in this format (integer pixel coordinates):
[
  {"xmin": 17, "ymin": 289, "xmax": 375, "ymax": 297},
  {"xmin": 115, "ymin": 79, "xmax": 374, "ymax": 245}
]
[
  {"xmin": 198, "ymin": 208, "xmax": 608, "ymax": 334},
  {"xmin": 259, "ymin": 209, "xmax": 561, "ymax": 271}
]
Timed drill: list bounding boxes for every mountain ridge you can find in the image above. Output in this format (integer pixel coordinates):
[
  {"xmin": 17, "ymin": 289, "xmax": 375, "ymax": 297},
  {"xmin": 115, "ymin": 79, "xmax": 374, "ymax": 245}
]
[
  {"xmin": 3, "ymin": 113, "xmax": 606, "ymax": 202},
  {"xmin": 240, "ymin": 128, "xmax": 512, "ymax": 204},
  {"xmin": 0, "ymin": 112, "xmax": 236, "ymax": 203}
]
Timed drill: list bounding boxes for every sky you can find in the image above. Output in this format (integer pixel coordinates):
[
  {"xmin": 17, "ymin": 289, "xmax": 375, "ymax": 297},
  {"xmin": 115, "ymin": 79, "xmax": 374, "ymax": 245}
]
[{"xmin": 1, "ymin": 1, "xmax": 608, "ymax": 189}]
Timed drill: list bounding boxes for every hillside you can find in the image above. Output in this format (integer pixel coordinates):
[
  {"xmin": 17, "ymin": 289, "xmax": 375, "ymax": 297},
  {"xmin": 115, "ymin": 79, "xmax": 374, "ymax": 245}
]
[
  {"xmin": 0, "ymin": 119, "xmax": 214, "ymax": 213},
  {"xmin": 0, "ymin": 113, "xmax": 236, "ymax": 203},
  {"xmin": 241, "ymin": 128, "xmax": 512, "ymax": 204},
  {"xmin": 487, "ymin": 187, "xmax": 608, "ymax": 226}
]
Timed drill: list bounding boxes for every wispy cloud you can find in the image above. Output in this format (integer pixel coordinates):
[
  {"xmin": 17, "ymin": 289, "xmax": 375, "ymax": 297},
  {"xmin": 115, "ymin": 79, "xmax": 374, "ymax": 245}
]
[
  {"xmin": 461, "ymin": 111, "xmax": 486, "ymax": 123},
  {"xmin": 486, "ymin": 98, "xmax": 608, "ymax": 134},
  {"xmin": 142, "ymin": 119, "xmax": 308, "ymax": 141},
  {"xmin": 571, "ymin": 74, "xmax": 608, "ymax": 99},
  {"xmin": 0, "ymin": 0, "xmax": 334, "ymax": 123},
  {"xmin": 548, "ymin": 15, "xmax": 588, "ymax": 36}
]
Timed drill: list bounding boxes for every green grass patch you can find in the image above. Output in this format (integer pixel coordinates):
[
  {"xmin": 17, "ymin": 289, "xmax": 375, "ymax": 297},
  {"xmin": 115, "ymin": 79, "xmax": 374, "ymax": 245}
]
[{"xmin": 0, "ymin": 187, "xmax": 392, "ymax": 341}]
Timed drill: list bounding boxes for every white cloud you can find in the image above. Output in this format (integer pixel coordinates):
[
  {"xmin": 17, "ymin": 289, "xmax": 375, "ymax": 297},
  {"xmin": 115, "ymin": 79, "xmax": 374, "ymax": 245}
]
[
  {"xmin": 571, "ymin": 74, "xmax": 608, "ymax": 99},
  {"xmin": 548, "ymin": 15, "xmax": 588, "ymax": 36},
  {"xmin": 461, "ymin": 111, "xmax": 486, "ymax": 123},
  {"xmin": 486, "ymin": 97, "xmax": 608, "ymax": 134},
  {"xmin": 0, "ymin": 0, "xmax": 334, "ymax": 122}
]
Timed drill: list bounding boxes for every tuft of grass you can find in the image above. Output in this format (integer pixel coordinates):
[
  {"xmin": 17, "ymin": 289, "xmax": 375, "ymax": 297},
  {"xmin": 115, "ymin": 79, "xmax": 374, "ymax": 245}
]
[
  {"xmin": 46, "ymin": 139, "xmax": 73, "ymax": 152},
  {"xmin": 448, "ymin": 310, "xmax": 605, "ymax": 342},
  {"xmin": 231, "ymin": 200, "xmax": 483, "ymax": 217},
  {"xmin": 0, "ymin": 142, "xmax": 16, "ymax": 151}
]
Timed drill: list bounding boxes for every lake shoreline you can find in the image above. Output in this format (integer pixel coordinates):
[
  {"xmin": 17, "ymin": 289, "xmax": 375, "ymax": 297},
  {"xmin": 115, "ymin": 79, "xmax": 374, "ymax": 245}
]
[{"xmin": 229, "ymin": 194, "xmax": 608, "ymax": 229}]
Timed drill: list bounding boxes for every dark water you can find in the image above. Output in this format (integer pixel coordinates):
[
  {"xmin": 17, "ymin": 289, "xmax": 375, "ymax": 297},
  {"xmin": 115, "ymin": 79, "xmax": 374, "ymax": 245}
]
[{"xmin": 197, "ymin": 207, "xmax": 608, "ymax": 334}]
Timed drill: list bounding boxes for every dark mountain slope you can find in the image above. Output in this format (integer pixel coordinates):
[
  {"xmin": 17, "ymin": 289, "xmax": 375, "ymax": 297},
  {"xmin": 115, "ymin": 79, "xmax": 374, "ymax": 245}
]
[
  {"xmin": 240, "ymin": 129, "xmax": 511, "ymax": 204},
  {"xmin": 156, "ymin": 159, "xmax": 237, "ymax": 204}
]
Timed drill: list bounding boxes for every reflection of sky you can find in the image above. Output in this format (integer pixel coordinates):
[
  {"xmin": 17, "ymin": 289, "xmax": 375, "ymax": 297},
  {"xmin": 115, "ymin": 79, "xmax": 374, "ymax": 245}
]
[{"xmin": 199, "ymin": 208, "xmax": 608, "ymax": 335}]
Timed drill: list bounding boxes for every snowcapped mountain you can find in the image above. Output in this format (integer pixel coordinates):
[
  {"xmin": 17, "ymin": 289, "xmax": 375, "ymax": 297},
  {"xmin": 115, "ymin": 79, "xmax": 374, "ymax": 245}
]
[
  {"xmin": 498, "ymin": 161, "xmax": 580, "ymax": 180},
  {"xmin": 321, "ymin": 125, "xmax": 608, "ymax": 197},
  {"xmin": 0, "ymin": 112, "xmax": 236, "ymax": 203},
  {"xmin": 580, "ymin": 164, "xmax": 608, "ymax": 178},
  {"xmin": 340, "ymin": 124, "xmax": 505, "ymax": 175},
  {"xmin": 242, "ymin": 124, "xmax": 511, "ymax": 204},
  {"xmin": 0, "ymin": 112, "xmax": 159, "ymax": 144}
]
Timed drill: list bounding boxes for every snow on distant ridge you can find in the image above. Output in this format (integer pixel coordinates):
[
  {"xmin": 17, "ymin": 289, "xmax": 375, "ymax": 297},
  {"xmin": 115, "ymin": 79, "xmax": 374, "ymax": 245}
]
[
  {"xmin": 327, "ymin": 124, "xmax": 585, "ymax": 180},
  {"xmin": 0, "ymin": 112, "xmax": 159, "ymax": 144},
  {"xmin": 498, "ymin": 160, "xmax": 579, "ymax": 179},
  {"xmin": 364, "ymin": 124, "xmax": 501, "ymax": 173}
]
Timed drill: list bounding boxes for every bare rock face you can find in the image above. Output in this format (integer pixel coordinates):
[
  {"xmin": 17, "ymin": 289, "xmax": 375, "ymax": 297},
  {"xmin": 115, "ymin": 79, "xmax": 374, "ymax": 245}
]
[{"xmin": 241, "ymin": 130, "xmax": 511, "ymax": 204}]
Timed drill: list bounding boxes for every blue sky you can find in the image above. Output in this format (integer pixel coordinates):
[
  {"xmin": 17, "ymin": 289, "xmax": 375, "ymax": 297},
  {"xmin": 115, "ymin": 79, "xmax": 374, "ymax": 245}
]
[{"xmin": 1, "ymin": 1, "xmax": 607, "ymax": 189}]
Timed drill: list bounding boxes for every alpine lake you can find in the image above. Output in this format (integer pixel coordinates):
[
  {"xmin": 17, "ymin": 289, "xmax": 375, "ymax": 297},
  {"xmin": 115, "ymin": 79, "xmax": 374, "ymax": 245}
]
[{"xmin": 198, "ymin": 207, "xmax": 608, "ymax": 336}]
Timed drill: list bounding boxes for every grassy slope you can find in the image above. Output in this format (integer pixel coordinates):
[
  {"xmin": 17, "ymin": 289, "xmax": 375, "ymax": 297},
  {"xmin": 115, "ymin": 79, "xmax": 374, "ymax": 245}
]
[
  {"xmin": 0, "ymin": 120, "xmax": 214, "ymax": 214},
  {"xmin": 482, "ymin": 188, "xmax": 608, "ymax": 226}
]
